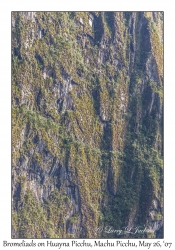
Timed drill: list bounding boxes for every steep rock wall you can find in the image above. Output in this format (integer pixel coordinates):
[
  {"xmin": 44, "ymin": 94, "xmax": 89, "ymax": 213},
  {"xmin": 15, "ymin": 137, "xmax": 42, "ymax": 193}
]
[{"xmin": 12, "ymin": 11, "xmax": 163, "ymax": 238}]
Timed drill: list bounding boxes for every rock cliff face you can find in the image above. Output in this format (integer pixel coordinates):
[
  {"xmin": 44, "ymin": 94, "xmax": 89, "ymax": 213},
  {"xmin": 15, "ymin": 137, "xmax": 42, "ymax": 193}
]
[{"xmin": 12, "ymin": 12, "xmax": 163, "ymax": 238}]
